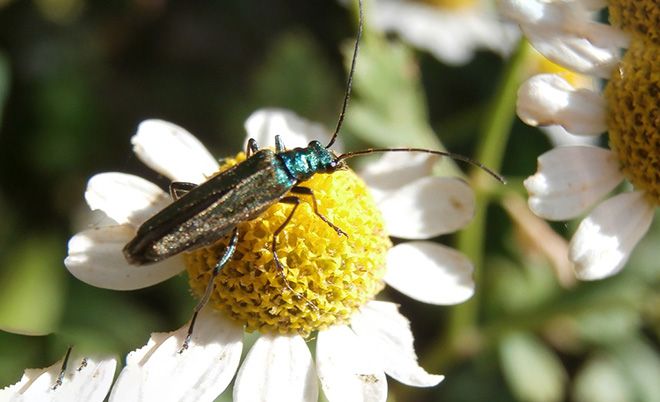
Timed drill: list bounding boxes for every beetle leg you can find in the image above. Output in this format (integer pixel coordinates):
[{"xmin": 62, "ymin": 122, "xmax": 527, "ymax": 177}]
[
  {"xmin": 275, "ymin": 135, "xmax": 286, "ymax": 152},
  {"xmin": 180, "ymin": 227, "xmax": 239, "ymax": 352},
  {"xmin": 51, "ymin": 345, "xmax": 73, "ymax": 390},
  {"xmin": 169, "ymin": 181, "xmax": 197, "ymax": 200},
  {"xmin": 273, "ymin": 197, "xmax": 319, "ymax": 311},
  {"xmin": 290, "ymin": 186, "xmax": 348, "ymax": 237},
  {"xmin": 246, "ymin": 138, "xmax": 259, "ymax": 157}
]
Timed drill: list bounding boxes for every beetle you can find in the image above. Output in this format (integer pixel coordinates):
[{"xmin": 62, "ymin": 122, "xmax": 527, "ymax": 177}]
[{"xmin": 122, "ymin": 0, "xmax": 504, "ymax": 350}]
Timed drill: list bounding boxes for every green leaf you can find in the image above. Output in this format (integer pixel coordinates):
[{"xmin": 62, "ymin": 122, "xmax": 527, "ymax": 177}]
[
  {"xmin": 573, "ymin": 355, "xmax": 633, "ymax": 402},
  {"xmin": 0, "ymin": 236, "xmax": 66, "ymax": 335},
  {"xmin": 500, "ymin": 332, "xmax": 566, "ymax": 402},
  {"xmin": 344, "ymin": 33, "xmax": 440, "ymax": 149},
  {"xmin": 610, "ymin": 338, "xmax": 660, "ymax": 402}
]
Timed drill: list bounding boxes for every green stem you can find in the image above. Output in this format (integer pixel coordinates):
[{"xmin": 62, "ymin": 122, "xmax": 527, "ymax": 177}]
[{"xmin": 425, "ymin": 40, "xmax": 533, "ymax": 371}]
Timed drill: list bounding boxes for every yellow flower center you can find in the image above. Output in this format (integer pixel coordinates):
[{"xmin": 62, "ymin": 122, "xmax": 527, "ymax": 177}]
[
  {"xmin": 605, "ymin": 38, "xmax": 660, "ymax": 205},
  {"xmin": 185, "ymin": 153, "xmax": 392, "ymax": 337},
  {"xmin": 415, "ymin": 0, "xmax": 477, "ymax": 11},
  {"xmin": 609, "ymin": 0, "xmax": 659, "ymax": 45}
]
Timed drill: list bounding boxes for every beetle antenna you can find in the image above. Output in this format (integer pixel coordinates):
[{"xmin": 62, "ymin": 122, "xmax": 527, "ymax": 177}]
[
  {"xmin": 326, "ymin": 0, "xmax": 363, "ymax": 149},
  {"xmin": 338, "ymin": 148, "xmax": 506, "ymax": 183}
]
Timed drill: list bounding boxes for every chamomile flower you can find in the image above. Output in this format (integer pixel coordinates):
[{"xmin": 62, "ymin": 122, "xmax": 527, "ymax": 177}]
[
  {"xmin": 0, "ymin": 354, "xmax": 116, "ymax": 402},
  {"xmin": 65, "ymin": 109, "xmax": 478, "ymax": 401},
  {"xmin": 362, "ymin": 0, "xmax": 519, "ymax": 64},
  {"xmin": 500, "ymin": 0, "xmax": 659, "ymax": 280}
]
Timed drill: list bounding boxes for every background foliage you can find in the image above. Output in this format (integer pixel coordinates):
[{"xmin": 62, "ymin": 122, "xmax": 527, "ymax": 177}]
[{"xmin": 0, "ymin": 1, "xmax": 658, "ymax": 401}]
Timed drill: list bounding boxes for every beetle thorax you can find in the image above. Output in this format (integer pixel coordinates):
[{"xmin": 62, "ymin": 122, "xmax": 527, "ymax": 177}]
[{"xmin": 278, "ymin": 140, "xmax": 339, "ymax": 181}]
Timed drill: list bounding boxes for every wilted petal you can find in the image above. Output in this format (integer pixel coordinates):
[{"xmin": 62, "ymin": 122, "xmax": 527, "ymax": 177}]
[
  {"xmin": 132, "ymin": 120, "xmax": 219, "ymax": 184},
  {"xmin": 517, "ymin": 75, "xmax": 607, "ymax": 135},
  {"xmin": 385, "ymin": 242, "xmax": 474, "ymax": 305},
  {"xmin": 85, "ymin": 173, "xmax": 170, "ymax": 226},
  {"xmin": 351, "ymin": 301, "xmax": 444, "ymax": 387},
  {"xmin": 360, "ymin": 153, "xmax": 438, "ymax": 202},
  {"xmin": 0, "ymin": 355, "xmax": 116, "ymax": 402},
  {"xmin": 316, "ymin": 325, "xmax": 387, "ymax": 402},
  {"xmin": 244, "ymin": 109, "xmax": 336, "ymax": 151},
  {"xmin": 65, "ymin": 225, "xmax": 184, "ymax": 290},
  {"xmin": 379, "ymin": 177, "xmax": 474, "ymax": 239},
  {"xmin": 524, "ymin": 146, "xmax": 623, "ymax": 220},
  {"xmin": 570, "ymin": 192, "xmax": 654, "ymax": 280},
  {"xmin": 234, "ymin": 334, "xmax": 318, "ymax": 402},
  {"xmin": 109, "ymin": 307, "xmax": 244, "ymax": 402}
]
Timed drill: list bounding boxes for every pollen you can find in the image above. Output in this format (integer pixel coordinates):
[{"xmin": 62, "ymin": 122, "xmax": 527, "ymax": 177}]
[
  {"xmin": 609, "ymin": 0, "xmax": 659, "ymax": 45},
  {"xmin": 184, "ymin": 153, "xmax": 392, "ymax": 337},
  {"xmin": 605, "ymin": 38, "xmax": 660, "ymax": 205}
]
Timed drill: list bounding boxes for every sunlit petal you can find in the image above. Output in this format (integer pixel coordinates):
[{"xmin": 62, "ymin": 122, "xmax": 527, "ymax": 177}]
[
  {"xmin": 132, "ymin": 119, "xmax": 219, "ymax": 184},
  {"xmin": 570, "ymin": 191, "xmax": 654, "ymax": 280},
  {"xmin": 85, "ymin": 173, "xmax": 170, "ymax": 226},
  {"xmin": 385, "ymin": 242, "xmax": 474, "ymax": 305},
  {"xmin": 351, "ymin": 301, "xmax": 444, "ymax": 387},
  {"xmin": 65, "ymin": 225, "xmax": 184, "ymax": 290},
  {"xmin": 109, "ymin": 307, "xmax": 244, "ymax": 402},
  {"xmin": 234, "ymin": 334, "xmax": 318, "ymax": 402},
  {"xmin": 316, "ymin": 325, "xmax": 387, "ymax": 402}
]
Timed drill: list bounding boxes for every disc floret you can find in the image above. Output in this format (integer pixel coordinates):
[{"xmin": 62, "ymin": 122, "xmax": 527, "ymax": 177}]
[{"xmin": 185, "ymin": 153, "xmax": 392, "ymax": 336}]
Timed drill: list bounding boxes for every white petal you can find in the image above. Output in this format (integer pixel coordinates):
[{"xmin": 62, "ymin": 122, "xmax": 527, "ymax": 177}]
[
  {"xmin": 234, "ymin": 334, "xmax": 318, "ymax": 402},
  {"xmin": 132, "ymin": 120, "xmax": 219, "ymax": 184},
  {"xmin": 85, "ymin": 173, "xmax": 170, "ymax": 226},
  {"xmin": 351, "ymin": 301, "xmax": 444, "ymax": 387},
  {"xmin": 569, "ymin": 192, "xmax": 654, "ymax": 280},
  {"xmin": 65, "ymin": 225, "xmax": 184, "ymax": 290},
  {"xmin": 540, "ymin": 125, "xmax": 599, "ymax": 147},
  {"xmin": 316, "ymin": 325, "xmax": 387, "ymax": 402},
  {"xmin": 370, "ymin": 0, "xmax": 519, "ymax": 64},
  {"xmin": 244, "ymin": 109, "xmax": 337, "ymax": 151},
  {"xmin": 517, "ymin": 75, "xmax": 607, "ymax": 135},
  {"xmin": 109, "ymin": 307, "xmax": 244, "ymax": 402},
  {"xmin": 0, "ymin": 356, "xmax": 116, "ymax": 402},
  {"xmin": 525, "ymin": 31, "xmax": 622, "ymax": 78},
  {"xmin": 379, "ymin": 177, "xmax": 474, "ymax": 239},
  {"xmin": 359, "ymin": 153, "xmax": 438, "ymax": 202},
  {"xmin": 524, "ymin": 146, "xmax": 623, "ymax": 220},
  {"xmin": 385, "ymin": 242, "xmax": 475, "ymax": 305},
  {"xmin": 500, "ymin": 0, "xmax": 627, "ymax": 76}
]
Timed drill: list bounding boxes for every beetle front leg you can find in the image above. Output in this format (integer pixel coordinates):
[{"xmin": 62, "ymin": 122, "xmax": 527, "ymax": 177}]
[
  {"xmin": 272, "ymin": 197, "xmax": 318, "ymax": 311},
  {"xmin": 246, "ymin": 138, "xmax": 259, "ymax": 157},
  {"xmin": 179, "ymin": 227, "xmax": 239, "ymax": 352}
]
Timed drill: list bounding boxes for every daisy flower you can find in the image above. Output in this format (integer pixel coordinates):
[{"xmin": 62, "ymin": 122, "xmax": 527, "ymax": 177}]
[
  {"xmin": 65, "ymin": 108, "xmax": 478, "ymax": 401},
  {"xmin": 500, "ymin": 0, "xmax": 658, "ymax": 280},
  {"xmin": 362, "ymin": 0, "xmax": 519, "ymax": 64},
  {"xmin": 0, "ymin": 353, "xmax": 116, "ymax": 402}
]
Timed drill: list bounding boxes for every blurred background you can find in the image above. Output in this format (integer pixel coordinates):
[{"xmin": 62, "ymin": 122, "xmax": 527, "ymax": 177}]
[{"xmin": 0, "ymin": 0, "xmax": 658, "ymax": 401}]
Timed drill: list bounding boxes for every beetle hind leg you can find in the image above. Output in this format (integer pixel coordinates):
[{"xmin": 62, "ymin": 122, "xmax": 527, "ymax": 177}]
[{"xmin": 179, "ymin": 227, "xmax": 239, "ymax": 352}]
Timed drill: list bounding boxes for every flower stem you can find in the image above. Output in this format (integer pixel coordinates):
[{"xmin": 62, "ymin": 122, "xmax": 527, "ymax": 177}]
[{"xmin": 429, "ymin": 40, "xmax": 533, "ymax": 369}]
